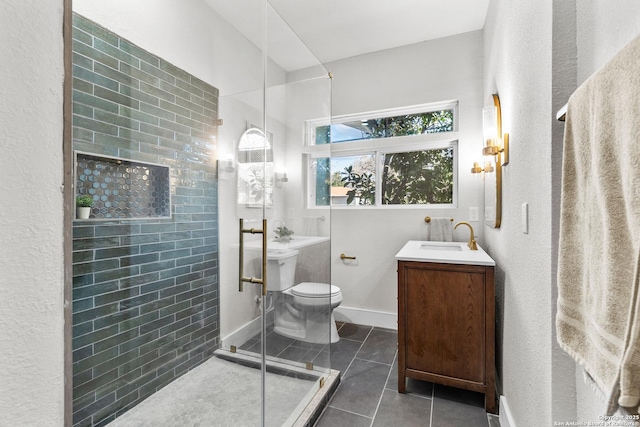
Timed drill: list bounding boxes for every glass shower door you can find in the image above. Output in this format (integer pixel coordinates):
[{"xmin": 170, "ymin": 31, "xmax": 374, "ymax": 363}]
[
  {"xmin": 69, "ymin": 0, "xmax": 332, "ymax": 426},
  {"xmin": 216, "ymin": 2, "xmax": 334, "ymax": 425}
]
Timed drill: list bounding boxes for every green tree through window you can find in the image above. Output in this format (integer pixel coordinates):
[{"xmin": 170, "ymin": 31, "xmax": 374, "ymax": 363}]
[
  {"xmin": 309, "ymin": 106, "xmax": 456, "ymax": 207},
  {"xmin": 382, "ymin": 148, "xmax": 453, "ymax": 204}
]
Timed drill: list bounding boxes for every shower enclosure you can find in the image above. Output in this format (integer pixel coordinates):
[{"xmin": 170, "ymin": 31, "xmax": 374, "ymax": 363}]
[{"xmin": 68, "ymin": 1, "xmax": 334, "ymax": 425}]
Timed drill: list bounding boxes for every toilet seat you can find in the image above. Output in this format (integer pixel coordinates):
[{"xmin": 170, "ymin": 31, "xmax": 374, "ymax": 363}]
[{"xmin": 291, "ymin": 282, "xmax": 341, "ymax": 298}]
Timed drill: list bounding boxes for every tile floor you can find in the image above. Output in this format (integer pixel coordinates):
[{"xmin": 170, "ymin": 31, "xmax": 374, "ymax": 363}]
[{"xmin": 314, "ymin": 323, "xmax": 501, "ymax": 427}]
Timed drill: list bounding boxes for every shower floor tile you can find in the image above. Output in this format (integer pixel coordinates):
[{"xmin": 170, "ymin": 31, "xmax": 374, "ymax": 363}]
[
  {"xmin": 242, "ymin": 328, "xmax": 329, "ymax": 369},
  {"xmin": 107, "ymin": 355, "xmax": 316, "ymax": 427}
]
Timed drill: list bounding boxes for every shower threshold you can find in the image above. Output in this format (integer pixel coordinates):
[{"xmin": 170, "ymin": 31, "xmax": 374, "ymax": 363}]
[{"xmin": 107, "ymin": 349, "xmax": 339, "ymax": 427}]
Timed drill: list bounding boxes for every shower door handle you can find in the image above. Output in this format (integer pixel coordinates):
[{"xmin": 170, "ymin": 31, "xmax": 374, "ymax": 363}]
[{"xmin": 239, "ymin": 218, "xmax": 268, "ymax": 296}]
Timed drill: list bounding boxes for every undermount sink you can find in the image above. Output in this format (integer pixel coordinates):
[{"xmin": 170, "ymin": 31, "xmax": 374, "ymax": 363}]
[
  {"xmin": 420, "ymin": 242, "xmax": 463, "ymax": 251},
  {"xmin": 395, "ymin": 240, "xmax": 495, "ymax": 266}
]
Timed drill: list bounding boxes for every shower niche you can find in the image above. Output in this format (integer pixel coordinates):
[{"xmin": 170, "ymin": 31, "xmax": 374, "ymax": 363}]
[{"xmin": 75, "ymin": 152, "xmax": 171, "ymax": 220}]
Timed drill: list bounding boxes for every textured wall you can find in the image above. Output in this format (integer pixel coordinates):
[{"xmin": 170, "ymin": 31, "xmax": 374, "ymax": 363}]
[
  {"xmin": 483, "ymin": 0, "xmax": 555, "ymax": 425},
  {"xmin": 71, "ymin": 14, "xmax": 219, "ymax": 426},
  {"xmin": 551, "ymin": 0, "xmax": 579, "ymax": 423},
  {"xmin": 576, "ymin": 0, "xmax": 640, "ymax": 85},
  {"xmin": 573, "ymin": 0, "xmax": 640, "ymax": 421},
  {"xmin": 0, "ymin": 1, "xmax": 66, "ymax": 425}
]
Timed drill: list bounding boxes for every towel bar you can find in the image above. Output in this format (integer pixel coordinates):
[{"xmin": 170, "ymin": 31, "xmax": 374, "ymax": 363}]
[
  {"xmin": 424, "ymin": 216, "xmax": 454, "ymax": 223},
  {"xmin": 557, "ymin": 103, "xmax": 568, "ymax": 121}
]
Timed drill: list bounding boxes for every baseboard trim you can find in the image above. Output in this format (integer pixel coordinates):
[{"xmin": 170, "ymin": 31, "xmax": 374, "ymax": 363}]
[
  {"xmin": 499, "ymin": 395, "xmax": 516, "ymax": 427},
  {"xmin": 222, "ymin": 306, "xmax": 398, "ymax": 346},
  {"xmin": 221, "ymin": 316, "xmax": 261, "ymax": 348},
  {"xmin": 333, "ymin": 306, "xmax": 397, "ymax": 330}
]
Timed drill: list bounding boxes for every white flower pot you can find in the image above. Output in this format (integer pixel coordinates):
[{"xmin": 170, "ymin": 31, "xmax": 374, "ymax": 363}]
[{"xmin": 76, "ymin": 206, "xmax": 91, "ymax": 219}]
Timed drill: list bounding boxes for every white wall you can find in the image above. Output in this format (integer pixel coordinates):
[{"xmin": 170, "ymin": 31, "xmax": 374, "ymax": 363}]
[
  {"xmin": 576, "ymin": 0, "xmax": 640, "ymax": 86},
  {"xmin": 573, "ymin": 0, "xmax": 640, "ymax": 421},
  {"xmin": 295, "ymin": 31, "xmax": 486, "ymax": 323},
  {"xmin": 0, "ymin": 1, "xmax": 66, "ymax": 425},
  {"xmin": 483, "ymin": 0, "xmax": 555, "ymax": 425}
]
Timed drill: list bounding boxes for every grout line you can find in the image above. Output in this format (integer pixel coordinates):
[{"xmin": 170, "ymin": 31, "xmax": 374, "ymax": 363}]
[
  {"xmin": 325, "ymin": 405, "xmax": 374, "ymax": 421},
  {"xmin": 429, "ymin": 382, "xmax": 435, "ymax": 427},
  {"xmin": 352, "ymin": 357, "xmax": 393, "ymax": 367},
  {"xmin": 369, "ymin": 350, "xmax": 398, "ymax": 427},
  {"xmin": 317, "ymin": 324, "xmax": 374, "ymax": 425},
  {"xmin": 336, "ymin": 326, "xmax": 373, "ymax": 378}
]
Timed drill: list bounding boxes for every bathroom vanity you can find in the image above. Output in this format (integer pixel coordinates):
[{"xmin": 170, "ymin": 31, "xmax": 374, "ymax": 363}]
[{"xmin": 395, "ymin": 241, "xmax": 496, "ymax": 414}]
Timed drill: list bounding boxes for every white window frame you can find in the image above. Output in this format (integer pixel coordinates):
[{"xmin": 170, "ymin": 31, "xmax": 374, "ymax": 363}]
[
  {"xmin": 303, "ymin": 101, "xmax": 459, "ymax": 210},
  {"xmin": 304, "ymin": 100, "xmax": 458, "ymax": 147}
]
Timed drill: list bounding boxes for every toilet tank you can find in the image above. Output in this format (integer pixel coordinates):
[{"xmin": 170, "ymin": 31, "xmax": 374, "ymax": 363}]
[{"xmin": 266, "ymin": 249, "xmax": 298, "ymax": 291}]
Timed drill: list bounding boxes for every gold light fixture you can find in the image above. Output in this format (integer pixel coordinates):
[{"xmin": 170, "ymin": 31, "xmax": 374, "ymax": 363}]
[
  {"xmin": 482, "ymin": 94, "xmax": 509, "ymax": 164},
  {"xmin": 471, "ymin": 93, "xmax": 508, "ymax": 229},
  {"xmin": 471, "ymin": 160, "xmax": 494, "ymax": 174}
]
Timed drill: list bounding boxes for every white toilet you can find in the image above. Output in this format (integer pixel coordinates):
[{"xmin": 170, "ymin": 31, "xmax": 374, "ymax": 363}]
[{"xmin": 266, "ymin": 249, "xmax": 343, "ymax": 343}]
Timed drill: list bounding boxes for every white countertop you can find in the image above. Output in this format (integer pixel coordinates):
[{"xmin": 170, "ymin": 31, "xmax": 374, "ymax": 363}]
[{"xmin": 395, "ymin": 240, "xmax": 495, "ymax": 266}]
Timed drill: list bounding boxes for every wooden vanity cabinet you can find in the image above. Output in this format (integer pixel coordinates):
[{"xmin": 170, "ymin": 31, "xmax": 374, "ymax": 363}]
[{"xmin": 397, "ymin": 260, "xmax": 496, "ymax": 414}]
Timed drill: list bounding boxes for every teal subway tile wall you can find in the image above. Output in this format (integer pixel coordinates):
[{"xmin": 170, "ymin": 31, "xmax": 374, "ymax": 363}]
[{"xmin": 71, "ymin": 14, "xmax": 219, "ymax": 427}]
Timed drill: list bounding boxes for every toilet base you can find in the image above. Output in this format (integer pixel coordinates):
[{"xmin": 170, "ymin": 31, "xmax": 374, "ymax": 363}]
[{"xmin": 274, "ymin": 312, "xmax": 340, "ymax": 344}]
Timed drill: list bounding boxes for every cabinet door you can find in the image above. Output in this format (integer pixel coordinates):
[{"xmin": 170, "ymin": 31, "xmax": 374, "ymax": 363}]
[{"xmin": 404, "ymin": 264, "xmax": 486, "ymax": 383}]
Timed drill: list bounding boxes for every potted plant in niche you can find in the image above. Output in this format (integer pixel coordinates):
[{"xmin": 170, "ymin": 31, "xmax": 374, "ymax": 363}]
[{"xmin": 76, "ymin": 194, "xmax": 94, "ymax": 219}]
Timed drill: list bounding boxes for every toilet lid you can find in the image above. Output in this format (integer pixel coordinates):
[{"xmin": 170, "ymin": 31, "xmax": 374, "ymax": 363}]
[{"xmin": 291, "ymin": 282, "xmax": 341, "ymax": 298}]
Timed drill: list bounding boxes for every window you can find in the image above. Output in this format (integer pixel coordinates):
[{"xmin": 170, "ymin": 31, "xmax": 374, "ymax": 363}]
[
  {"xmin": 305, "ymin": 102, "xmax": 458, "ymax": 208},
  {"xmin": 237, "ymin": 128, "xmax": 274, "ymax": 206}
]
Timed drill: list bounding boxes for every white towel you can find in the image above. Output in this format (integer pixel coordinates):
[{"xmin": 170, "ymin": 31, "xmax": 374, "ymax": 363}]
[
  {"xmin": 429, "ymin": 218, "xmax": 452, "ymax": 242},
  {"xmin": 556, "ymin": 35, "xmax": 640, "ymax": 415}
]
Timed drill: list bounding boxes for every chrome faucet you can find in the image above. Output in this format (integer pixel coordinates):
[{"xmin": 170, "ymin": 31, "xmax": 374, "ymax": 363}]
[{"xmin": 454, "ymin": 222, "xmax": 478, "ymax": 250}]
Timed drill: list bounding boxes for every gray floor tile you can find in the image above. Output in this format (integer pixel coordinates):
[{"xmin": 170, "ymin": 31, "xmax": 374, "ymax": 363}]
[
  {"xmin": 386, "ymin": 354, "xmax": 399, "ymax": 389},
  {"xmin": 277, "ymin": 345, "xmax": 311, "ymax": 363},
  {"xmin": 356, "ymin": 328, "xmax": 397, "ymax": 365},
  {"xmin": 311, "ymin": 349, "xmax": 330, "ymax": 370},
  {"xmin": 338, "ymin": 323, "xmax": 372, "ymax": 342},
  {"xmin": 372, "ymin": 389, "xmax": 432, "ymax": 427},
  {"xmin": 291, "ymin": 339, "xmax": 327, "ymax": 352},
  {"xmin": 328, "ymin": 358, "xmax": 390, "ymax": 418},
  {"xmin": 433, "ymin": 384, "xmax": 485, "ymax": 407},
  {"xmin": 291, "ymin": 341, "xmax": 326, "ymax": 363},
  {"xmin": 386, "ymin": 356, "xmax": 434, "ymax": 398},
  {"xmin": 314, "ymin": 323, "xmax": 500, "ymax": 427},
  {"xmin": 404, "ymin": 378, "xmax": 435, "ymax": 398},
  {"xmin": 488, "ymin": 414, "xmax": 501, "ymax": 427},
  {"xmin": 431, "ymin": 384, "xmax": 489, "ymax": 427},
  {"xmin": 265, "ymin": 332, "xmax": 296, "ymax": 357},
  {"xmin": 239, "ymin": 337, "xmax": 259, "ymax": 351},
  {"xmin": 327, "ymin": 338, "xmax": 363, "ymax": 374},
  {"xmin": 315, "ymin": 407, "xmax": 372, "ymax": 427}
]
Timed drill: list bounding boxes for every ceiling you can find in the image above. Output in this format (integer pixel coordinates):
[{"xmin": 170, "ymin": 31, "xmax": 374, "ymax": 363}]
[{"xmin": 206, "ymin": 0, "xmax": 490, "ymax": 72}]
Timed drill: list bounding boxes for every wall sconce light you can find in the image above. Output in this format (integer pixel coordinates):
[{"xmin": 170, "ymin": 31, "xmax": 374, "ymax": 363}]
[
  {"xmin": 471, "ymin": 161, "xmax": 494, "ymax": 174},
  {"xmin": 482, "ymin": 94, "xmax": 509, "ymax": 165},
  {"xmin": 472, "ymin": 93, "xmax": 508, "ymax": 229},
  {"xmin": 275, "ymin": 171, "xmax": 288, "ymax": 187},
  {"xmin": 217, "ymin": 158, "xmax": 235, "ymax": 180}
]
